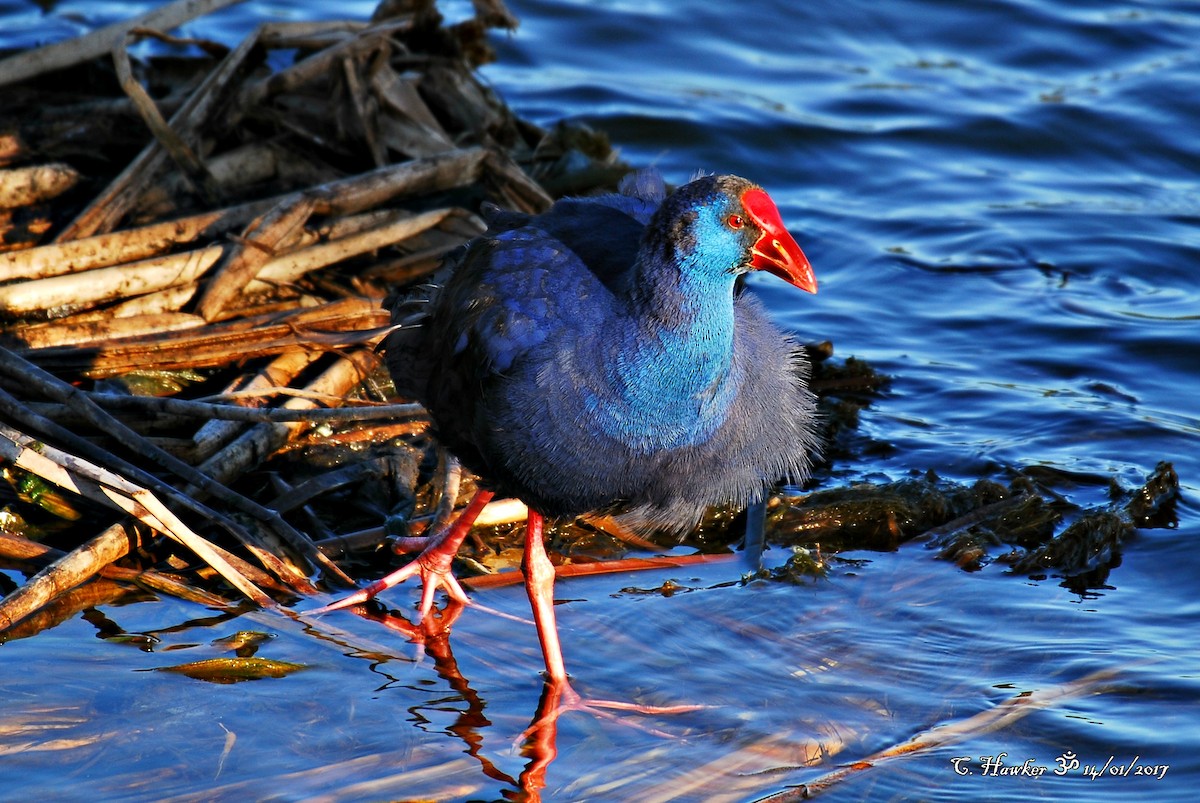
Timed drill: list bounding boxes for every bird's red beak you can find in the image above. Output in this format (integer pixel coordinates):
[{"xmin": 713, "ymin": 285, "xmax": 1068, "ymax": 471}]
[{"xmin": 742, "ymin": 188, "xmax": 817, "ymax": 294}]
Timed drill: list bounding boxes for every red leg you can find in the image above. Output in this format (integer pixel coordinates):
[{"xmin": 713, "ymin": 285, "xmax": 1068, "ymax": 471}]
[
  {"xmin": 518, "ymin": 510, "xmax": 709, "ymax": 743},
  {"xmin": 311, "ymin": 489, "xmax": 495, "ymax": 617},
  {"xmin": 522, "ymin": 510, "xmax": 569, "ymax": 683}
]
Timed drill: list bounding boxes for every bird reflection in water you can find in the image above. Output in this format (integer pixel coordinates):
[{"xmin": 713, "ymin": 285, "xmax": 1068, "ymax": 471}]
[{"xmin": 346, "ymin": 599, "xmax": 698, "ymax": 802}]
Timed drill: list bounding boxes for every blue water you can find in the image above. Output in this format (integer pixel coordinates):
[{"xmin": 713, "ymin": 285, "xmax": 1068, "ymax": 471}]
[{"xmin": 1, "ymin": 1, "xmax": 1198, "ymax": 801}]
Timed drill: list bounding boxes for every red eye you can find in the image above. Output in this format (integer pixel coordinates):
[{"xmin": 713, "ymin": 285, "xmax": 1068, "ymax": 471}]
[{"xmin": 727, "ymin": 214, "xmax": 745, "ymax": 229}]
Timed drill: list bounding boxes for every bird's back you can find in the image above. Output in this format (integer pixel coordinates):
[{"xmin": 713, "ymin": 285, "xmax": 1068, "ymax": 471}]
[{"xmin": 384, "ymin": 172, "xmax": 664, "ymax": 462}]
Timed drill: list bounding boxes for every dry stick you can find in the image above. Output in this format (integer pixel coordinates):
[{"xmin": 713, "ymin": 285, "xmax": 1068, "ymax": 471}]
[
  {"xmin": 23, "ymin": 297, "xmax": 387, "ymax": 377},
  {"xmin": 0, "ymin": 424, "xmax": 271, "ymax": 610},
  {"xmin": 268, "ymin": 474, "xmax": 336, "ymax": 542},
  {"xmin": 103, "ymin": 295, "xmax": 376, "ymax": 346},
  {"xmin": 139, "ymin": 140, "xmax": 282, "ymax": 217},
  {"xmin": 14, "ymin": 312, "xmax": 206, "ymax": 351},
  {"xmin": 207, "ymin": 297, "xmax": 331, "ymax": 323},
  {"xmin": 248, "ymin": 208, "xmax": 457, "ymax": 290},
  {"xmin": 0, "ymin": 384, "xmax": 309, "ymax": 594},
  {"xmin": 90, "ymin": 529, "xmax": 288, "ymax": 598},
  {"xmin": 378, "ymin": 68, "xmax": 453, "ymax": 142},
  {"xmin": 385, "ymin": 450, "xmax": 466, "ymax": 553},
  {"xmin": 205, "ymin": 386, "xmax": 382, "ymax": 405},
  {"xmin": 111, "ymin": 32, "xmax": 217, "ymax": 206},
  {"xmin": 0, "ymin": 536, "xmax": 239, "ymax": 617},
  {"xmin": 461, "ymin": 553, "xmax": 739, "ymax": 590},
  {"xmin": 372, "ymin": 68, "xmax": 458, "ymax": 159},
  {"xmin": 0, "ymin": 532, "xmax": 70, "ymax": 563},
  {"xmin": 195, "ymin": 349, "xmax": 382, "ymax": 487},
  {"xmin": 193, "ymin": 350, "xmax": 325, "ymax": 462},
  {"xmin": 0, "ymin": 346, "xmax": 350, "ymax": 588},
  {"xmin": 312, "ymin": 147, "xmax": 488, "ymax": 217},
  {"xmin": 0, "ymin": 530, "xmax": 238, "ymax": 619},
  {"xmin": 361, "ymin": 241, "xmax": 461, "ymax": 282},
  {"xmin": 0, "ymin": 132, "xmax": 23, "ymax": 167},
  {"xmin": 313, "ymin": 496, "xmax": 527, "ymax": 557},
  {"xmin": 582, "ymin": 514, "xmax": 664, "ymax": 552},
  {"xmin": 125, "ymin": 26, "xmax": 231, "ymax": 56},
  {"xmin": 0, "ymin": 0, "xmax": 248, "ymax": 89},
  {"xmin": 314, "ymin": 528, "xmax": 389, "ymax": 558},
  {"xmin": 0, "ymin": 522, "xmax": 136, "ymax": 632},
  {"xmin": 471, "ymin": 0, "xmax": 521, "ymax": 30},
  {"xmin": 0, "ymin": 245, "xmax": 224, "ymax": 318},
  {"xmin": 188, "ymin": 364, "xmax": 419, "ymax": 581},
  {"xmin": 0, "ymin": 163, "xmax": 81, "ymax": 209},
  {"xmin": 0, "ymin": 197, "xmax": 275, "ymax": 282},
  {"xmin": 343, "ymin": 55, "xmax": 386, "ymax": 169},
  {"xmin": 108, "ymin": 283, "xmax": 201, "ymax": 318},
  {"xmin": 256, "ymin": 20, "xmax": 368, "ymax": 50},
  {"xmin": 1, "ymin": 147, "xmax": 485, "ymax": 283},
  {"xmin": 133, "ymin": 571, "xmax": 234, "ymax": 608},
  {"xmin": 167, "ymin": 539, "xmax": 292, "ymax": 597},
  {"xmin": 196, "ymin": 195, "xmax": 317, "ymax": 321},
  {"xmin": 187, "ymin": 350, "xmax": 382, "ymax": 585},
  {"xmin": 1, "ymin": 205, "xmax": 459, "ymax": 320},
  {"xmin": 0, "ymin": 208, "xmax": 51, "ymax": 256},
  {"xmin": 38, "ymin": 522, "xmax": 293, "ymax": 597},
  {"xmin": 484, "ymin": 149, "xmax": 553, "ymax": 214},
  {"xmin": 234, "ymin": 18, "xmax": 412, "ymax": 112},
  {"xmin": 307, "ymin": 207, "xmax": 404, "ymax": 243},
  {"xmin": 266, "ymin": 458, "xmax": 392, "ymax": 515},
  {"xmin": 474, "ymin": 497, "xmax": 529, "ymax": 527},
  {"xmin": 56, "ymin": 19, "xmax": 263, "ymax": 241}
]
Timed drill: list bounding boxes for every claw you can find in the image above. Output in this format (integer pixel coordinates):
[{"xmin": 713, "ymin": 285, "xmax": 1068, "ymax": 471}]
[{"xmin": 310, "ymin": 489, "xmax": 495, "ymax": 617}]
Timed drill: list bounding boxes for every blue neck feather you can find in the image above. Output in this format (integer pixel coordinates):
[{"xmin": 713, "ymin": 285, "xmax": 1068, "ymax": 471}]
[{"xmin": 586, "ymin": 201, "xmax": 746, "ymax": 452}]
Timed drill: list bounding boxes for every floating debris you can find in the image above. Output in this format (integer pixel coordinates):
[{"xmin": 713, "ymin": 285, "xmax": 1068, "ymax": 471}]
[{"xmin": 149, "ymin": 656, "xmax": 308, "ymax": 683}]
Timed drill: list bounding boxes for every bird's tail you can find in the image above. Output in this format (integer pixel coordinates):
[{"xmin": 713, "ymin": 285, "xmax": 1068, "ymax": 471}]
[{"xmin": 381, "ymin": 251, "xmax": 459, "ymax": 399}]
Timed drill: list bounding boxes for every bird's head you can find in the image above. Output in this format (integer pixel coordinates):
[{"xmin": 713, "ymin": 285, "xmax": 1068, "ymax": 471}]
[{"xmin": 657, "ymin": 175, "xmax": 817, "ymax": 294}]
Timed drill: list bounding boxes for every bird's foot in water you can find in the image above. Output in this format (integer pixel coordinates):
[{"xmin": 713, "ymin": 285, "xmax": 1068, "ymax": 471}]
[
  {"xmin": 308, "ymin": 545, "xmax": 470, "ymax": 618},
  {"xmin": 309, "ymin": 490, "xmax": 494, "ymax": 619},
  {"xmin": 520, "ymin": 678, "xmax": 708, "ymax": 745}
]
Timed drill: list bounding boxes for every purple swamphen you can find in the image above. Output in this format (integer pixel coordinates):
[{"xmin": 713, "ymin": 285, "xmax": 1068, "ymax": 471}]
[{"xmin": 316, "ymin": 171, "xmax": 820, "ymax": 708}]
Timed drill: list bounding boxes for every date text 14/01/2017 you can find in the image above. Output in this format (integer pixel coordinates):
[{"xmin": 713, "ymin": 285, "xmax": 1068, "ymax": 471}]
[{"xmin": 950, "ymin": 752, "xmax": 1169, "ymax": 781}]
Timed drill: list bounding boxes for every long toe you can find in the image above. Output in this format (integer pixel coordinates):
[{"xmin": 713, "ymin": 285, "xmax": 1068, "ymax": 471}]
[{"xmin": 519, "ymin": 679, "xmax": 709, "ymax": 745}]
